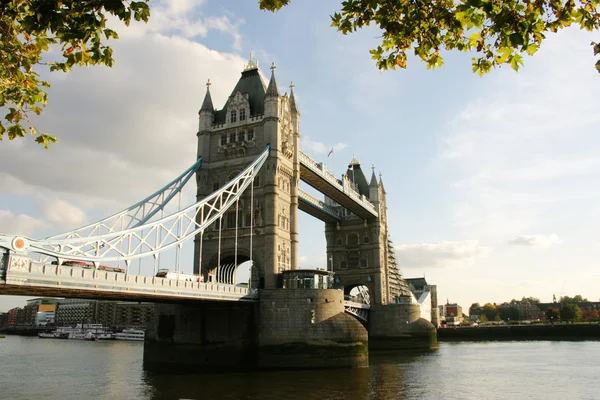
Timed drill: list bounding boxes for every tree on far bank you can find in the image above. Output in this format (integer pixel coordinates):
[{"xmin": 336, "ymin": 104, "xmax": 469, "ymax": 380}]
[
  {"xmin": 560, "ymin": 304, "xmax": 583, "ymax": 323},
  {"xmin": 498, "ymin": 304, "xmax": 519, "ymax": 321},
  {"xmin": 260, "ymin": 0, "xmax": 600, "ymax": 74},
  {"xmin": 560, "ymin": 295, "xmax": 589, "ymax": 304},
  {"xmin": 482, "ymin": 303, "xmax": 498, "ymax": 321},
  {"xmin": 1, "ymin": 1, "xmax": 150, "ymax": 147},
  {"xmin": 545, "ymin": 308, "xmax": 560, "ymax": 325},
  {"xmin": 520, "ymin": 297, "xmax": 541, "ymax": 304},
  {"xmin": 469, "ymin": 303, "xmax": 482, "ymax": 318}
]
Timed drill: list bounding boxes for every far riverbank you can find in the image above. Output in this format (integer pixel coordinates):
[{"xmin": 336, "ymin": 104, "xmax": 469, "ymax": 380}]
[{"xmin": 438, "ymin": 323, "xmax": 600, "ymax": 341}]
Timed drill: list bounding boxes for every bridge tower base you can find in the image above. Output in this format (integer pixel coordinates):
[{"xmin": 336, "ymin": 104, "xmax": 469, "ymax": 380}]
[
  {"xmin": 143, "ymin": 301, "xmax": 259, "ymax": 371},
  {"xmin": 258, "ymin": 289, "xmax": 368, "ymax": 369},
  {"xmin": 143, "ymin": 290, "xmax": 368, "ymax": 370},
  {"xmin": 368, "ymin": 304, "xmax": 438, "ymax": 350}
]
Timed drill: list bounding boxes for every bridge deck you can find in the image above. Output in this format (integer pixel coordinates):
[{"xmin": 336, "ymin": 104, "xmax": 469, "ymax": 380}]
[
  {"xmin": 299, "ymin": 151, "xmax": 378, "ymax": 220},
  {"xmin": 298, "ymin": 189, "xmax": 341, "ymax": 222},
  {"xmin": 1, "ymin": 255, "xmax": 257, "ymax": 303}
]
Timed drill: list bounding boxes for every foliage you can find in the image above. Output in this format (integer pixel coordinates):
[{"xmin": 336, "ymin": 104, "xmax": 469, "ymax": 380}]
[
  {"xmin": 260, "ymin": 0, "xmax": 600, "ymax": 74},
  {"xmin": 520, "ymin": 296, "xmax": 540, "ymax": 304},
  {"xmin": 582, "ymin": 309, "xmax": 600, "ymax": 322},
  {"xmin": 560, "ymin": 294, "xmax": 589, "ymax": 304},
  {"xmin": 545, "ymin": 307, "xmax": 560, "ymax": 324},
  {"xmin": 482, "ymin": 303, "xmax": 498, "ymax": 321},
  {"xmin": 498, "ymin": 304, "xmax": 519, "ymax": 321},
  {"xmin": 479, "ymin": 314, "xmax": 488, "ymax": 323},
  {"xmin": 560, "ymin": 303, "xmax": 583, "ymax": 322},
  {"xmin": 1, "ymin": 0, "xmax": 150, "ymax": 147},
  {"xmin": 469, "ymin": 302, "xmax": 482, "ymax": 317}
]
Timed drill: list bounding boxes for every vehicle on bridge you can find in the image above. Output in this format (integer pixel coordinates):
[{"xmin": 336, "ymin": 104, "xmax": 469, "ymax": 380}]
[
  {"xmin": 50, "ymin": 260, "xmax": 126, "ymax": 274},
  {"xmin": 155, "ymin": 269, "xmax": 204, "ymax": 282}
]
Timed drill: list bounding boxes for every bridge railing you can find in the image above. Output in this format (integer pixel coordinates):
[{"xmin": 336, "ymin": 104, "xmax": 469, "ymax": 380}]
[{"xmin": 3, "ymin": 254, "xmax": 257, "ymax": 301}]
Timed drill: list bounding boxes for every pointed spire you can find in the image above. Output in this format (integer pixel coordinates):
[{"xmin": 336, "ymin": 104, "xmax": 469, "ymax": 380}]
[
  {"xmin": 378, "ymin": 172, "xmax": 386, "ymax": 193},
  {"xmin": 289, "ymin": 81, "xmax": 299, "ymax": 114},
  {"xmin": 266, "ymin": 62, "xmax": 280, "ymax": 97},
  {"xmin": 200, "ymin": 79, "xmax": 214, "ymax": 112},
  {"xmin": 369, "ymin": 164, "xmax": 378, "ymax": 187}
]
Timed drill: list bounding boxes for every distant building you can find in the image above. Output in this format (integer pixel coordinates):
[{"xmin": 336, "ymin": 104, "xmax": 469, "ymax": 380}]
[
  {"xmin": 19, "ymin": 298, "xmax": 58, "ymax": 326},
  {"xmin": 55, "ymin": 299, "xmax": 97, "ymax": 326},
  {"xmin": 7, "ymin": 307, "xmax": 20, "ymax": 327},
  {"xmin": 514, "ymin": 302, "xmax": 544, "ymax": 321},
  {"xmin": 445, "ymin": 303, "xmax": 464, "ymax": 326},
  {"xmin": 0, "ymin": 312, "xmax": 8, "ymax": 329},
  {"xmin": 55, "ymin": 298, "xmax": 154, "ymax": 328}
]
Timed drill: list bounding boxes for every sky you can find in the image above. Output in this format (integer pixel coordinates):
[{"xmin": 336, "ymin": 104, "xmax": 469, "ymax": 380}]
[{"xmin": 1, "ymin": 0, "xmax": 600, "ymax": 311}]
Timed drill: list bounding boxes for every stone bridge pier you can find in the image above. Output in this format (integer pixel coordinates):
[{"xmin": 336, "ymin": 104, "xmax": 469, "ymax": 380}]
[{"xmin": 144, "ymin": 287, "xmax": 368, "ymax": 370}]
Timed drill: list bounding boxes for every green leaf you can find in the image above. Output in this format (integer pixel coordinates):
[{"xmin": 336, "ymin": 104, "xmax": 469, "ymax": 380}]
[
  {"xmin": 509, "ymin": 33, "xmax": 524, "ymax": 47},
  {"xmin": 525, "ymin": 44, "xmax": 539, "ymax": 56}
]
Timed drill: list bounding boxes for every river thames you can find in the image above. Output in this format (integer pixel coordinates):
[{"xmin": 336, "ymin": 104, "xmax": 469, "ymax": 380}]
[{"xmin": 0, "ymin": 336, "xmax": 597, "ymax": 400}]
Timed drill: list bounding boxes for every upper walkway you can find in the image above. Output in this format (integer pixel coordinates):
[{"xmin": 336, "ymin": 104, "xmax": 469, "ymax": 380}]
[{"xmin": 299, "ymin": 151, "xmax": 378, "ymax": 220}]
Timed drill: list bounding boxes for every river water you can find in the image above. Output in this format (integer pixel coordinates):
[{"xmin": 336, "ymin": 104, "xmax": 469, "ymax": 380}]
[{"xmin": 0, "ymin": 336, "xmax": 597, "ymax": 400}]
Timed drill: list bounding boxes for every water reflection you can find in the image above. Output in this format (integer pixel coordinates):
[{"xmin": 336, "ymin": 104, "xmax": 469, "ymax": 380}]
[{"xmin": 2, "ymin": 337, "xmax": 599, "ymax": 400}]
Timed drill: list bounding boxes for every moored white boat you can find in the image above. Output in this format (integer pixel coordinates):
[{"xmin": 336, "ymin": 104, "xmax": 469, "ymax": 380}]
[
  {"xmin": 115, "ymin": 329, "xmax": 145, "ymax": 341},
  {"xmin": 38, "ymin": 332, "xmax": 55, "ymax": 338}
]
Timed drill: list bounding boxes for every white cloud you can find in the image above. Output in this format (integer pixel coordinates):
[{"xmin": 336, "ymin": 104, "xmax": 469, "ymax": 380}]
[
  {"xmin": 298, "ymin": 255, "xmax": 308, "ymax": 265},
  {"xmin": 395, "ymin": 240, "xmax": 490, "ymax": 268},
  {"xmin": 0, "ymin": 5, "xmax": 249, "ymax": 237},
  {"xmin": 301, "ymin": 135, "xmax": 347, "ymax": 155},
  {"xmin": 439, "ymin": 28, "xmax": 600, "ymax": 240},
  {"xmin": 508, "ymin": 234, "xmax": 562, "ymax": 248},
  {"xmin": 0, "ymin": 210, "xmax": 48, "ymax": 236},
  {"xmin": 117, "ymin": 1, "xmax": 243, "ymax": 50},
  {"xmin": 41, "ymin": 200, "xmax": 88, "ymax": 229}
]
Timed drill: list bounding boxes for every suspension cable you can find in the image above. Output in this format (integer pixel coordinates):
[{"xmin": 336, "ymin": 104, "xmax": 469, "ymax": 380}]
[
  {"xmin": 176, "ymin": 189, "xmax": 182, "ymax": 278},
  {"xmin": 217, "ymin": 215, "xmax": 222, "ymax": 282},
  {"xmin": 234, "ymin": 199, "xmax": 239, "ymax": 272},
  {"xmin": 250, "ymin": 178, "xmax": 254, "ymax": 267}
]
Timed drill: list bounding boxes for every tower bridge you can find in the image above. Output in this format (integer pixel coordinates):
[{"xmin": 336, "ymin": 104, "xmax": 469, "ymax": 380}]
[{"xmin": 0, "ymin": 56, "xmax": 436, "ymax": 370}]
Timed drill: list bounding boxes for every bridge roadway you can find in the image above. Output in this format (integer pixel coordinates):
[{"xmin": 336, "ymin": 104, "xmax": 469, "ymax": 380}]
[
  {"xmin": 298, "ymin": 151, "xmax": 378, "ymax": 221},
  {"xmin": 0, "ymin": 254, "xmax": 257, "ymax": 303},
  {"xmin": 0, "ymin": 253, "xmax": 372, "ymax": 320}
]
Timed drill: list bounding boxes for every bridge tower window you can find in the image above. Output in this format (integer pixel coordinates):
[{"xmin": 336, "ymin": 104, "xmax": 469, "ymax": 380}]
[
  {"xmin": 220, "ymin": 135, "xmax": 227, "ymax": 146},
  {"xmin": 230, "ymin": 110, "xmax": 237, "ymax": 123},
  {"xmin": 237, "ymin": 131, "xmax": 245, "ymax": 142},
  {"xmin": 246, "ymin": 129, "xmax": 254, "ymax": 141},
  {"xmin": 240, "ymin": 109, "xmax": 246, "ymax": 121},
  {"xmin": 228, "ymin": 133, "xmax": 236, "ymax": 143},
  {"xmin": 347, "ymin": 233, "xmax": 359, "ymax": 246}
]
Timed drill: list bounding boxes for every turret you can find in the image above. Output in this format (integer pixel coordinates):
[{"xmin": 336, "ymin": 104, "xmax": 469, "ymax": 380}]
[
  {"xmin": 198, "ymin": 79, "xmax": 214, "ymax": 132},
  {"xmin": 264, "ymin": 63, "xmax": 280, "ymax": 118},
  {"xmin": 369, "ymin": 165, "xmax": 379, "ymax": 203},
  {"xmin": 197, "ymin": 79, "xmax": 214, "ymax": 159},
  {"xmin": 289, "ymin": 81, "xmax": 300, "ymax": 116}
]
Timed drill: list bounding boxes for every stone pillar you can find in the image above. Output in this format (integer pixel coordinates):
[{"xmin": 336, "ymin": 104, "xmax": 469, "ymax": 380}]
[
  {"xmin": 258, "ymin": 289, "xmax": 368, "ymax": 368},
  {"xmin": 143, "ymin": 301, "xmax": 258, "ymax": 371},
  {"xmin": 368, "ymin": 303, "xmax": 437, "ymax": 350}
]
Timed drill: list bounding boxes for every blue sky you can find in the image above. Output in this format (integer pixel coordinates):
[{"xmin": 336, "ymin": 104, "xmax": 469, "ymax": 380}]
[{"xmin": 1, "ymin": 0, "xmax": 599, "ymax": 311}]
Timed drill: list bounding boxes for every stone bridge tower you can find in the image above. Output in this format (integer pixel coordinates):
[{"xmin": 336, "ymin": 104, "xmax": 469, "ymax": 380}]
[
  {"xmin": 193, "ymin": 57, "xmax": 300, "ymax": 289},
  {"xmin": 326, "ymin": 159, "xmax": 406, "ymax": 306}
]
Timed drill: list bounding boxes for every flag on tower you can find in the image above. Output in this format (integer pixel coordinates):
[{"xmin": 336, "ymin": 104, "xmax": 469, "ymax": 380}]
[{"xmin": 327, "ymin": 148, "xmax": 334, "ymax": 157}]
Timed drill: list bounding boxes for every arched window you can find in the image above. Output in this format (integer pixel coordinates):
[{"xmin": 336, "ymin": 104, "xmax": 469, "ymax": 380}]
[
  {"xmin": 347, "ymin": 233, "xmax": 359, "ymax": 246},
  {"xmin": 230, "ymin": 110, "xmax": 237, "ymax": 123},
  {"xmin": 240, "ymin": 109, "xmax": 246, "ymax": 121}
]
